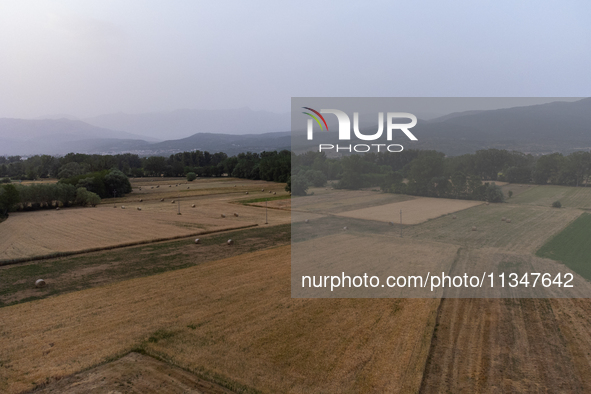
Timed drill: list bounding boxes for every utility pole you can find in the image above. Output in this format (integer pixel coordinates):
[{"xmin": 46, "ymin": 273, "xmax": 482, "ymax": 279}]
[
  {"xmin": 177, "ymin": 199, "xmax": 181, "ymax": 215},
  {"xmin": 400, "ymin": 209, "xmax": 402, "ymax": 238},
  {"xmin": 265, "ymin": 199, "xmax": 268, "ymax": 224}
]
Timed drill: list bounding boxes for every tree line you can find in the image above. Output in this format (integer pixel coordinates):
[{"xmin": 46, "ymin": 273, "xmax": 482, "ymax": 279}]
[
  {"xmin": 0, "ymin": 150, "xmax": 291, "ymax": 183},
  {"xmin": 290, "ymin": 149, "xmax": 591, "ymax": 200},
  {"xmin": 3, "ymin": 148, "xmax": 591, "ymax": 215}
]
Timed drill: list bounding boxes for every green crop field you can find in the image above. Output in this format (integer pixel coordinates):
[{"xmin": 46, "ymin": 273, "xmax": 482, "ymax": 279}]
[
  {"xmin": 536, "ymin": 212, "xmax": 591, "ymax": 281},
  {"xmin": 510, "ymin": 185, "xmax": 591, "ymax": 209}
]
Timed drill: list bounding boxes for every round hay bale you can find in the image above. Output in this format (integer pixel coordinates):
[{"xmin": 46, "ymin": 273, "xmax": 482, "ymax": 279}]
[
  {"xmin": 191, "ymin": 204, "xmax": 195, "ymax": 208},
  {"xmin": 160, "ymin": 198, "xmax": 164, "ymax": 202},
  {"xmin": 156, "ymin": 185, "xmax": 159, "ymax": 188},
  {"xmin": 262, "ymin": 189, "xmax": 264, "ymax": 192},
  {"xmin": 245, "ymin": 192, "xmax": 249, "ymax": 195},
  {"xmin": 501, "ymin": 217, "xmax": 506, "ymax": 221},
  {"xmin": 506, "ymin": 219, "xmax": 512, "ymax": 223},
  {"xmin": 171, "ymin": 200, "xmax": 175, "ymax": 203},
  {"xmin": 169, "ymin": 185, "xmax": 171, "ymax": 187},
  {"xmin": 486, "ymin": 202, "xmax": 490, "ymax": 205},
  {"xmin": 452, "ymin": 215, "xmax": 457, "ymax": 219},
  {"xmin": 269, "ymin": 191, "xmax": 272, "ymax": 193},
  {"xmin": 472, "ymin": 226, "xmax": 477, "ymax": 231},
  {"xmin": 150, "ymin": 187, "xmax": 153, "ymax": 189},
  {"xmin": 56, "ymin": 207, "xmax": 60, "ymax": 210},
  {"xmin": 35, "ymin": 279, "xmax": 46, "ymax": 288},
  {"xmin": 227, "ymin": 239, "xmax": 234, "ymax": 245},
  {"xmin": 121, "ymin": 206, "xmax": 126, "ymax": 209},
  {"xmin": 388, "ymin": 221, "xmax": 394, "ymax": 226},
  {"xmin": 114, "ymin": 205, "xmax": 117, "ymax": 208},
  {"xmin": 139, "ymin": 199, "xmax": 143, "ymax": 202},
  {"xmin": 233, "ymin": 213, "xmax": 239, "ymax": 217},
  {"xmin": 221, "ymin": 214, "xmax": 226, "ymax": 218},
  {"xmin": 137, "ymin": 207, "xmax": 141, "ymax": 211},
  {"xmin": 234, "ymin": 185, "xmax": 236, "ymax": 187},
  {"xmin": 194, "ymin": 238, "xmax": 201, "ymax": 244},
  {"xmin": 305, "ymin": 219, "xmax": 309, "ymax": 223},
  {"xmin": 187, "ymin": 187, "xmax": 190, "ymax": 189},
  {"xmin": 343, "ymin": 226, "xmax": 348, "ymax": 230}
]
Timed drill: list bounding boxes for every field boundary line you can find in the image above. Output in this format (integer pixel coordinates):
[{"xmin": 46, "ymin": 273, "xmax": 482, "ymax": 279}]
[{"xmin": 0, "ymin": 224, "xmax": 258, "ymax": 267}]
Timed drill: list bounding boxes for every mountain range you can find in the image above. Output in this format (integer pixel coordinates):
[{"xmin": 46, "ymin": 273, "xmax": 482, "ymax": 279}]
[{"xmin": 1, "ymin": 99, "xmax": 590, "ymax": 157}]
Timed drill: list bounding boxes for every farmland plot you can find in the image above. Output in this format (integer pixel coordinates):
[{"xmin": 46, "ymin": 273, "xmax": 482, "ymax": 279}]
[
  {"xmin": 336, "ymin": 197, "xmax": 483, "ymax": 225},
  {"xmin": 0, "ymin": 188, "xmax": 291, "ymax": 261},
  {"xmin": 0, "ymin": 246, "xmax": 439, "ymax": 394},
  {"xmin": 291, "ymin": 189, "xmax": 413, "ymax": 214},
  {"xmin": 420, "ymin": 297, "xmax": 586, "ymax": 393},
  {"xmin": 510, "ymin": 184, "xmax": 591, "ymax": 209},
  {"xmin": 409, "ymin": 203, "xmax": 582, "ymax": 253}
]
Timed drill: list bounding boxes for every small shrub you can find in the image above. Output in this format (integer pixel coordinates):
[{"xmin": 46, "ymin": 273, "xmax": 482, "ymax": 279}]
[
  {"xmin": 186, "ymin": 172, "xmax": 197, "ymax": 181},
  {"xmin": 76, "ymin": 187, "xmax": 101, "ymax": 207},
  {"xmin": 289, "ymin": 175, "xmax": 309, "ymax": 196},
  {"xmin": 552, "ymin": 200, "xmax": 562, "ymax": 208}
]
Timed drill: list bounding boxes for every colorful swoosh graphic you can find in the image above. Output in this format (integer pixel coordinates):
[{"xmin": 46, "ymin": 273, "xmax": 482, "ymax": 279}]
[{"xmin": 302, "ymin": 107, "xmax": 328, "ymax": 131}]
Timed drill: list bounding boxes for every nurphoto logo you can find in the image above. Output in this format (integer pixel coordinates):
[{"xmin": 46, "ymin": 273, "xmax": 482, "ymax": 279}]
[{"xmin": 302, "ymin": 107, "xmax": 418, "ymax": 153}]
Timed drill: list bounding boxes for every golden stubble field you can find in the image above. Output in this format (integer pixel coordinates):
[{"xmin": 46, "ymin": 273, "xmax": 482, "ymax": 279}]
[
  {"xmin": 0, "ymin": 245, "xmax": 439, "ymax": 394},
  {"xmin": 0, "ymin": 178, "xmax": 290, "ymax": 261},
  {"xmin": 335, "ymin": 197, "xmax": 483, "ymax": 225},
  {"xmin": 5, "ymin": 181, "xmax": 591, "ymax": 393}
]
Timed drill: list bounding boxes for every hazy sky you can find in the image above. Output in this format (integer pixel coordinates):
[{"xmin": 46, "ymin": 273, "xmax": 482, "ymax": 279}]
[{"xmin": 0, "ymin": 0, "xmax": 589, "ymax": 119}]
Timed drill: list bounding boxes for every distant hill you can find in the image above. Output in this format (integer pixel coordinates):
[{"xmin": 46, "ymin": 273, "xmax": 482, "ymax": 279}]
[
  {"xmin": 84, "ymin": 107, "xmax": 291, "ymax": 140},
  {"xmin": 0, "ymin": 118, "xmax": 153, "ymax": 156},
  {"xmin": 411, "ymin": 98, "xmax": 591, "ymax": 155},
  {"xmin": 143, "ymin": 131, "xmax": 291, "ymax": 157},
  {"xmin": 292, "ymin": 98, "xmax": 591, "ymax": 156},
  {"xmin": 0, "ymin": 118, "xmax": 148, "ymax": 143},
  {"xmin": 3, "ymin": 99, "xmax": 591, "ymax": 157}
]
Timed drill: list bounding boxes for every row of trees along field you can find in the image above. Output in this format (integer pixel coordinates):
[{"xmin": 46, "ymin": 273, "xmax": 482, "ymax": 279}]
[
  {"xmin": 0, "ymin": 151, "xmax": 291, "ymax": 217},
  {"xmin": 290, "ymin": 149, "xmax": 591, "ymax": 199},
  {"xmin": 3, "ymin": 148, "xmax": 591, "ymax": 206},
  {"xmin": 0, "ymin": 150, "xmax": 291, "ymax": 182},
  {"xmin": 0, "ymin": 183, "xmax": 100, "ymax": 217},
  {"xmin": 0, "ymin": 168, "xmax": 133, "ymax": 217}
]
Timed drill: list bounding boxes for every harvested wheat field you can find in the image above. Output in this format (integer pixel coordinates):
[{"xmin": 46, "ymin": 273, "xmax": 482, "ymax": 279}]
[
  {"xmin": 420, "ymin": 297, "xmax": 590, "ymax": 393},
  {"xmin": 292, "ymin": 233, "xmax": 460, "ymax": 298},
  {"xmin": 119, "ymin": 177, "xmax": 288, "ymax": 204},
  {"xmin": 291, "ymin": 189, "xmax": 414, "ymax": 214},
  {"xmin": 0, "ymin": 246, "xmax": 439, "ymax": 394},
  {"xmin": 409, "ymin": 203, "xmax": 582, "ymax": 253},
  {"xmin": 336, "ymin": 197, "xmax": 483, "ymax": 225},
  {"xmin": 509, "ymin": 184, "xmax": 591, "ymax": 209},
  {"xmin": 31, "ymin": 352, "xmax": 235, "ymax": 394},
  {"xmin": 0, "ymin": 192, "xmax": 291, "ymax": 261}
]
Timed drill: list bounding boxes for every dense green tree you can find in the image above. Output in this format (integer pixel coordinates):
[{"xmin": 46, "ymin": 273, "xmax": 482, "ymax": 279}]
[
  {"xmin": 104, "ymin": 169, "xmax": 132, "ymax": 197},
  {"xmin": 290, "ymin": 174, "xmax": 309, "ymax": 196},
  {"xmin": 0, "ymin": 184, "xmax": 20, "ymax": 217}
]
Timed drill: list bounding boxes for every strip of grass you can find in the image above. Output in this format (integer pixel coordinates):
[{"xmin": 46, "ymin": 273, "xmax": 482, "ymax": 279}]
[
  {"xmin": 0, "ymin": 223, "xmax": 290, "ymax": 308},
  {"xmin": 239, "ymin": 195, "xmax": 290, "ymax": 204},
  {"xmin": 536, "ymin": 212, "xmax": 591, "ymax": 280}
]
